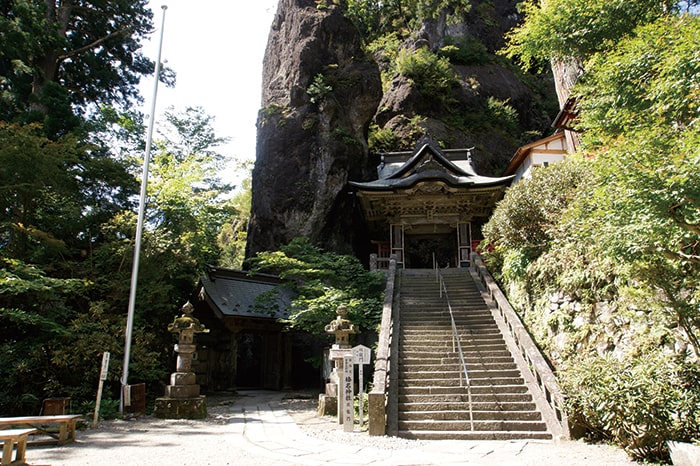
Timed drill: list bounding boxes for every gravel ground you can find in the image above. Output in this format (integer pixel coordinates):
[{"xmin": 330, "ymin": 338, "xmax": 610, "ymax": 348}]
[{"xmin": 23, "ymin": 391, "xmax": 640, "ymax": 466}]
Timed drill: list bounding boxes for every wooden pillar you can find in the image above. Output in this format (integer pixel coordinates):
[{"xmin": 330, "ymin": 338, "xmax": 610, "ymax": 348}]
[
  {"xmin": 229, "ymin": 331, "xmax": 238, "ymax": 390},
  {"xmin": 282, "ymin": 332, "xmax": 293, "ymax": 390}
]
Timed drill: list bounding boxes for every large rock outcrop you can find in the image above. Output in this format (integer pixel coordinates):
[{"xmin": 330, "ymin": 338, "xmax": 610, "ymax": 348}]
[
  {"xmin": 246, "ymin": 0, "xmax": 382, "ymax": 259},
  {"xmin": 246, "ymin": 0, "xmax": 557, "ymax": 258},
  {"xmin": 373, "ymin": 0, "xmax": 557, "ymax": 176}
]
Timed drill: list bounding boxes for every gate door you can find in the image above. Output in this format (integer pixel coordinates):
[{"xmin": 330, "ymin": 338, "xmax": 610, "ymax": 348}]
[
  {"xmin": 390, "ymin": 224, "xmax": 405, "ymax": 268},
  {"xmin": 457, "ymin": 223, "xmax": 471, "ymax": 267}
]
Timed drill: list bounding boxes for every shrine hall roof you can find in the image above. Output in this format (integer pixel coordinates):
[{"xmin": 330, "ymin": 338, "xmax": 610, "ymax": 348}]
[
  {"xmin": 198, "ymin": 267, "xmax": 291, "ymax": 320},
  {"xmin": 349, "ymin": 138, "xmax": 513, "ymax": 191}
]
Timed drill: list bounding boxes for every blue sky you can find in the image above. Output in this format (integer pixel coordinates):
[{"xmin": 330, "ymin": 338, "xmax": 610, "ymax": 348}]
[{"xmin": 139, "ymin": 1, "xmax": 278, "ymax": 186}]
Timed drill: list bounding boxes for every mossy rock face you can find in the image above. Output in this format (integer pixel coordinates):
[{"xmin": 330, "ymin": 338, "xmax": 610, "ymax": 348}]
[{"xmin": 153, "ymin": 396, "xmax": 207, "ymax": 420}]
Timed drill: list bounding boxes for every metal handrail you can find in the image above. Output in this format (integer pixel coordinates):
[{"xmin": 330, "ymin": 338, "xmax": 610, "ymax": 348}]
[{"xmin": 438, "ymin": 272, "xmax": 474, "ymax": 431}]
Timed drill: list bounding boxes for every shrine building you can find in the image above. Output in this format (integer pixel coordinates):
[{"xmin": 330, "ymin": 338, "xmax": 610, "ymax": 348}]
[{"xmin": 350, "ymin": 137, "xmax": 513, "ymax": 269}]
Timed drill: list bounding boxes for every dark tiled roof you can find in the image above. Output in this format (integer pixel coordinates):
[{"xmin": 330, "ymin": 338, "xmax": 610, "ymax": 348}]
[
  {"xmin": 198, "ymin": 267, "xmax": 291, "ymax": 320},
  {"xmin": 349, "ymin": 137, "xmax": 513, "ymax": 191}
]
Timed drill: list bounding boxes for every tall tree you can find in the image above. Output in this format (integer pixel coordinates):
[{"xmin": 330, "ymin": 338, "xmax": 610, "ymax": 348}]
[
  {"xmin": 501, "ymin": 0, "xmax": 684, "ymax": 69},
  {"xmin": 0, "ymin": 0, "xmax": 172, "ymax": 136},
  {"xmin": 147, "ymin": 106, "xmax": 234, "ymax": 268}
]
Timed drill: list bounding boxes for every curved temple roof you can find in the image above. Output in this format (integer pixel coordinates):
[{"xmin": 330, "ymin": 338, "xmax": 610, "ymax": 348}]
[{"xmin": 349, "ymin": 138, "xmax": 513, "ymax": 191}]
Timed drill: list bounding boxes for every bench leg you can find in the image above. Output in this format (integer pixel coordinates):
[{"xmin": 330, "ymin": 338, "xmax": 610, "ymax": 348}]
[
  {"xmin": 58, "ymin": 423, "xmax": 68, "ymax": 444},
  {"xmin": 68, "ymin": 420, "xmax": 76, "ymax": 442},
  {"xmin": 15, "ymin": 436, "xmax": 28, "ymax": 466},
  {"xmin": 2, "ymin": 435, "xmax": 30, "ymax": 466},
  {"xmin": 2, "ymin": 440, "xmax": 12, "ymax": 466}
]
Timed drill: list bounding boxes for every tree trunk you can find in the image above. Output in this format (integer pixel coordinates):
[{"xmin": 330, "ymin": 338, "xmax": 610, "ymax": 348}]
[{"xmin": 29, "ymin": 0, "xmax": 74, "ymax": 114}]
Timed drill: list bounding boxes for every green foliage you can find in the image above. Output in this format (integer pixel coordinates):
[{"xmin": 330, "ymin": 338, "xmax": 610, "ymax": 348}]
[
  {"xmin": 0, "ymin": 122, "xmax": 137, "ymax": 262},
  {"xmin": 568, "ymin": 15, "xmax": 700, "ymax": 351},
  {"xmin": 483, "ymin": 159, "xmax": 588, "ymax": 261},
  {"xmin": 307, "ymin": 73, "xmax": 333, "ymax": 104},
  {"xmin": 344, "ymin": 0, "xmax": 472, "ymax": 44},
  {"xmin": 562, "ymin": 352, "xmax": 700, "ymax": 461},
  {"xmin": 485, "ymin": 97, "xmax": 518, "ymax": 133},
  {"xmin": 0, "ymin": 104, "xmax": 242, "ymax": 416},
  {"xmin": 366, "ymin": 32, "xmax": 402, "ymax": 92},
  {"xmin": 440, "ymin": 35, "xmax": 490, "ymax": 65},
  {"xmin": 0, "ymin": 0, "xmax": 163, "ymax": 134},
  {"xmin": 501, "ymin": 0, "xmax": 679, "ymax": 69},
  {"xmin": 0, "ymin": 256, "xmax": 166, "ymax": 415},
  {"xmin": 489, "ymin": 9, "xmax": 700, "ymax": 461},
  {"xmin": 396, "ymin": 46, "xmax": 458, "ymax": 107},
  {"xmin": 249, "ymin": 238, "xmax": 384, "ymax": 336},
  {"xmin": 218, "ymin": 178, "xmax": 251, "ymax": 270},
  {"xmin": 575, "ymin": 15, "xmax": 700, "ymax": 140},
  {"xmin": 258, "ymin": 104, "xmax": 291, "ymax": 128},
  {"xmin": 368, "ymin": 123, "xmax": 400, "ymax": 153},
  {"xmin": 148, "ymin": 106, "xmax": 235, "ymax": 268},
  {"xmin": 78, "ymin": 397, "xmax": 120, "ymax": 420}
]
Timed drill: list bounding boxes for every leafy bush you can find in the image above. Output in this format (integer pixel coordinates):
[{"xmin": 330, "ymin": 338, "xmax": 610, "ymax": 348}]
[
  {"xmin": 562, "ymin": 352, "xmax": 700, "ymax": 462},
  {"xmin": 396, "ymin": 46, "xmax": 457, "ymax": 107},
  {"xmin": 486, "ymin": 97, "xmax": 519, "ymax": 133},
  {"xmin": 367, "ymin": 32, "xmax": 402, "ymax": 92},
  {"xmin": 249, "ymin": 238, "xmax": 384, "ymax": 336},
  {"xmin": 307, "ymin": 73, "xmax": 333, "ymax": 104},
  {"xmin": 440, "ymin": 35, "xmax": 490, "ymax": 65},
  {"xmin": 78, "ymin": 397, "xmax": 120, "ymax": 420},
  {"xmin": 368, "ymin": 124, "xmax": 399, "ymax": 153},
  {"xmin": 483, "ymin": 158, "xmax": 588, "ymax": 264}
]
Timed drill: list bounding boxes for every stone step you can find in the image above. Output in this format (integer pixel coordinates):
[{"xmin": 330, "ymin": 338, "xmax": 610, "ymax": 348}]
[
  {"xmin": 400, "ymin": 384, "xmax": 530, "ymax": 396},
  {"xmin": 398, "ymin": 393, "xmax": 535, "ymax": 405},
  {"xmin": 400, "ymin": 332, "xmax": 504, "ymax": 340},
  {"xmin": 401, "ymin": 327, "xmax": 502, "ymax": 334},
  {"xmin": 400, "ymin": 325, "xmax": 500, "ymax": 333},
  {"xmin": 400, "ymin": 409, "xmax": 543, "ymax": 421},
  {"xmin": 399, "ymin": 337, "xmax": 506, "ymax": 346},
  {"xmin": 398, "ymin": 369, "xmax": 522, "ymax": 379},
  {"xmin": 400, "ymin": 315, "xmax": 496, "ymax": 323},
  {"xmin": 398, "ymin": 429, "xmax": 552, "ymax": 441},
  {"xmin": 398, "ymin": 376, "xmax": 525, "ymax": 387},
  {"xmin": 398, "ymin": 362, "xmax": 519, "ymax": 372},
  {"xmin": 397, "ymin": 419, "xmax": 549, "ymax": 432},
  {"xmin": 400, "ymin": 350, "xmax": 513, "ymax": 360},
  {"xmin": 400, "ymin": 302, "xmax": 487, "ymax": 309},
  {"xmin": 400, "ymin": 344, "xmax": 509, "ymax": 354},
  {"xmin": 400, "ymin": 325, "xmax": 498, "ymax": 332},
  {"xmin": 400, "ymin": 323, "xmax": 499, "ymax": 331},
  {"xmin": 399, "ymin": 401, "xmax": 537, "ymax": 416},
  {"xmin": 400, "ymin": 356, "xmax": 515, "ymax": 366},
  {"xmin": 401, "ymin": 310, "xmax": 493, "ymax": 317},
  {"xmin": 395, "ymin": 269, "xmax": 551, "ymax": 441}
]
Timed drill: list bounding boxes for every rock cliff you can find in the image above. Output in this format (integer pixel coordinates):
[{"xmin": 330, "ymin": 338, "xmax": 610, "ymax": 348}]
[
  {"xmin": 246, "ymin": 0, "xmax": 382, "ymax": 259},
  {"xmin": 247, "ymin": 0, "xmax": 557, "ymax": 258}
]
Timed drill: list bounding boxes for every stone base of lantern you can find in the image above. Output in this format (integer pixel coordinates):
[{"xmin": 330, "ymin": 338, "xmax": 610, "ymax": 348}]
[
  {"xmin": 153, "ymin": 395, "xmax": 207, "ymax": 419},
  {"xmin": 318, "ymin": 394, "xmax": 337, "ymax": 416}
]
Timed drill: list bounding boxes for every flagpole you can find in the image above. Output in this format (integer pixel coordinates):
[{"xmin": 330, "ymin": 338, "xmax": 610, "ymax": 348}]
[{"xmin": 120, "ymin": 4, "xmax": 168, "ymax": 415}]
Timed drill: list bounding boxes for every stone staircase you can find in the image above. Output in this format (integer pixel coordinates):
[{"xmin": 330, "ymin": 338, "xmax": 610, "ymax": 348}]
[{"xmin": 396, "ymin": 268, "xmax": 552, "ymax": 440}]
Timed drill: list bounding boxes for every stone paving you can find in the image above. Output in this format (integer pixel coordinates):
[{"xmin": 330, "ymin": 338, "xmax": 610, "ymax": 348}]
[{"xmin": 25, "ymin": 390, "xmax": 638, "ymax": 466}]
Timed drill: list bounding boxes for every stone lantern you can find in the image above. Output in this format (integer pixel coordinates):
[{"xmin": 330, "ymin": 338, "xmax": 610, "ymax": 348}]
[
  {"xmin": 325, "ymin": 304, "xmax": 357, "ymax": 349},
  {"xmin": 320, "ymin": 305, "xmax": 357, "ymax": 425},
  {"xmin": 153, "ymin": 301, "xmax": 209, "ymax": 419}
]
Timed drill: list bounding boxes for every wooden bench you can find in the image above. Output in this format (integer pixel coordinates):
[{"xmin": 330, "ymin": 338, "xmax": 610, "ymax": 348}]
[
  {"xmin": 0, "ymin": 415, "xmax": 81, "ymax": 445},
  {"xmin": 0, "ymin": 428, "xmax": 35, "ymax": 466}
]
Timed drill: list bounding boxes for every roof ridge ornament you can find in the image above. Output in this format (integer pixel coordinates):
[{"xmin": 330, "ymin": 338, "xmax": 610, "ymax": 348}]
[{"xmin": 466, "ymin": 146, "xmax": 475, "ymax": 163}]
